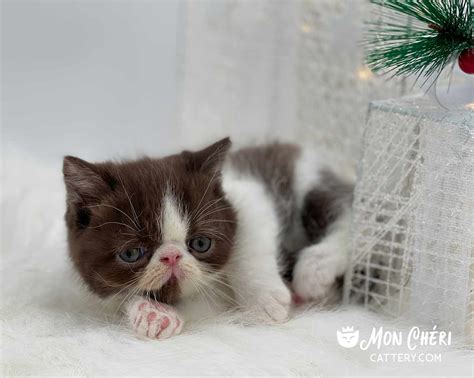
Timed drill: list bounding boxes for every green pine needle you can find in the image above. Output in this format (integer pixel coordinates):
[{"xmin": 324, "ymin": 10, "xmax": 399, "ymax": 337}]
[{"xmin": 365, "ymin": 0, "xmax": 473, "ymax": 85}]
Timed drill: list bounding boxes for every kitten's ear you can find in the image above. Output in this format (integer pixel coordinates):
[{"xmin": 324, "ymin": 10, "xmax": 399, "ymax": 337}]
[
  {"xmin": 183, "ymin": 137, "xmax": 232, "ymax": 173},
  {"xmin": 63, "ymin": 156, "xmax": 113, "ymax": 205}
]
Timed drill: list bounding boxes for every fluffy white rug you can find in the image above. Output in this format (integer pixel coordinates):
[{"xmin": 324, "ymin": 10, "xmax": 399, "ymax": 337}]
[{"xmin": 1, "ymin": 149, "xmax": 472, "ymax": 376}]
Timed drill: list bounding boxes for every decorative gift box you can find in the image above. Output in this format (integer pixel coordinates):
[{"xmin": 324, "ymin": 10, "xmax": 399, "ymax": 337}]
[{"xmin": 344, "ymin": 93, "xmax": 473, "ymax": 342}]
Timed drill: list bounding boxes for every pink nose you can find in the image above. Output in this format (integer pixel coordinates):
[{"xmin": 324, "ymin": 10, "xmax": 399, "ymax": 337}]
[{"xmin": 160, "ymin": 249, "xmax": 182, "ymax": 266}]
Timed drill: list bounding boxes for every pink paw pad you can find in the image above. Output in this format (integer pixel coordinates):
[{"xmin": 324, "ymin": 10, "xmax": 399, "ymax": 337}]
[{"xmin": 128, "ymin": 299, "xmax": 183, "ymax": 340}]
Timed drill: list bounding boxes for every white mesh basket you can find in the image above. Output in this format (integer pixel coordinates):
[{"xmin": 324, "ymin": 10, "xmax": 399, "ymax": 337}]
[{"xmin": 344, "ymin": 94, "xmax": 474, "ymax": 342}]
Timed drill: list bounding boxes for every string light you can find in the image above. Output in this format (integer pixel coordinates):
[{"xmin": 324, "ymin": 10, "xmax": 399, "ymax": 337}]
[
  {"xmin": 357, "ymin": 66, "xmax": 374, "ymax": 80},
  {"xmin": 300, "ymin": 22, "xmax": 312, "ymax": 34},
  {"xmin": 464, "ymin": 102, "xmax": 474, "ymax": 110}
]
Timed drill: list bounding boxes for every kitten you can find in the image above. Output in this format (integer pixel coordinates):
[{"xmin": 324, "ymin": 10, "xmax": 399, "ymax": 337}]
[{"xmin": 63, "ymin": 138, "xmax": 353, "ymax": 339}]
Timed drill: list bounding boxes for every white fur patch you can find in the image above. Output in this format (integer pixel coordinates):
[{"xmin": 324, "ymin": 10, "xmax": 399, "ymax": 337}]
[
  {"xmin": 161, "ymin": 194, "xmax": 189, "ymax": 244},
  {"xmin": 293, "ymin": 148, "xmax": 324, "ymax": 207},
  {"xmin": 137, "ymin": 193, "xmax": 212, "ymax": 297},
  {"xmin": 221, "ymin": 171, "xmax": 291, "ymax": 322}
]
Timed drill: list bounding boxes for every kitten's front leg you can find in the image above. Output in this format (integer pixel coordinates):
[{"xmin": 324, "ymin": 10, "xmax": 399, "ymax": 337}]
[
  {"xmin": 223, "ymin": 178, "xmax": 291, "ymax": 323},
  {"xmin": 227, "ymin": 249, "xmax": 291, "ymax": 324},
  {"xmin": 126, "ymin": 297, "xmax": 183, "ymax": 340}
]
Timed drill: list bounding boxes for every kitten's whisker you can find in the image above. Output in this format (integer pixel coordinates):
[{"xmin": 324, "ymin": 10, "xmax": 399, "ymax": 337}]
[
  {"xmin": 115, "ymin": 169, "xmax": 142, "ymax": 230},
  {"xmin": 201, "ymin": 286, "xmax": 220, "ymax": 309},
  {"xmin": 198, "ymin": 219, "xmax": 236, "ymax": 225},
  {"xmin": 196, "ymin": 202, "xmax": 229, "ymax": 216},
  {"xmin": 113, "ymin": 284, "xmax": 142, "ymax": 321},
  {"xmin": 114, "ymin": 288, "xmax": 141, "ymax": 327},
  {"xmin": 199, "ymin": 266, "xmax": 247, "ymax": 296},
  {"xmin": 112, "ymin": 292, "xmax": 134, "ymax": 326},
  {"xmin": 143, "ymin": 281, "xmax": 153, "ymax": 303},
  {"xmin": 192, "ymin": 199, "xmax": 224, "ymax": 225},
  {"xmin": 108, "ymin": 286, "xmax": 138, "ymax": 315},
  {"xmin": 192, "ymin": 279, "xmax": 215, "ymax": 312},
  {"xmin": 198, "ymin": 272, "xmax": 239, "ymax": 297},
  {"xmin": 196, "ymin": 277, "xmax": 242, "ymax": 307},
  {"xmin": 195, "ymin": 278, "xmax": 221, "ymax": 309},
  {"xmin": 94, "ymin": 271, "xmax": 131, "ymax": 289},
  {"xmin": 190, "ymin": 170, "xmax": 219, "ymax": 220},
  {"xmin": 199, "ymin": 271, "xmax": 235, "ymax": 291},
  {"xmin": 193, "ymin": 200, "xmax": 229, "ymax": 221},
  {"xmin": 194, "ymin": 207, "xmax": 234, "ymax": 225},
  {"xmin": 87, "ymin": 221, "xmax": 137, "ymax": 232},
  {"xmin": 194, "ymin": 196, "xmax": 224, "ymax": 216},
  {"xmin": 211, "ymin": 235, "xmax": 232, "ymax": 244},
  {"xmin": 192, "ymin": 266, "xmax": 242, "ymax": 307},
  {"xmin": 97, "ymin": 277, "xmax": 141, "ymax": 319},
  {"xmin": 112, "ymin": 239, "xmax": 135, "ymax": 254},
  {"xmin": 199, "ymin": 217, "xmax": 236, "ymax": 223},
  {"xmin": 120, "ymin": 232, "xmax": 140, "ymax": 238},
  {"xmin": 86, "ymin": 204, "xmax": 140, "ymax": 231},
  {"xmin": 196, "ymin": 229, "xmax": 233, "ymax": 244},
  {"xmin": 90, "ymin": 269, "xmax": 140, "ymax": 289}
]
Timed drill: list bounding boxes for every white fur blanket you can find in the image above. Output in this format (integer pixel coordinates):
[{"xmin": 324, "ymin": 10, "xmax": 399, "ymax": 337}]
[{"xmin": 2, "ymin": 150, "xmax": 472, "ymax": 376}]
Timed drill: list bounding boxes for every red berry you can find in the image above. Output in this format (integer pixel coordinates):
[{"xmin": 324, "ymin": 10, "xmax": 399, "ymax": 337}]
[{"xmin": 458, "ymin": 48, "xmax": 474, "ymax": 74}]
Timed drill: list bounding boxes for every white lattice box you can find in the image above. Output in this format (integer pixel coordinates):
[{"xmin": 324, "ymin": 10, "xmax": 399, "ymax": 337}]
[{"xmin": 344, "ymin": 95, "xmax": 474, "ymax": 342}]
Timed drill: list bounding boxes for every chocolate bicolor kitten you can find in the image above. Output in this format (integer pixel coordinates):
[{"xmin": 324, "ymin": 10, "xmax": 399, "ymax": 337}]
[{"xmin": 63, "ymin": 138, "xmax": 353, "ymax": 339}]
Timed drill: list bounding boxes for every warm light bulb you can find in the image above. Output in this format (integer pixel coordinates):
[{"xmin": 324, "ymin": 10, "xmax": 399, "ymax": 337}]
[
  {"xmin": 464, "ymin": 102, "xmax": 474, "ymax": 110},
  {"xmin": 357, "ymin": 66, "xmax": 374, "ymax": 81},
  {"xmin": 300, "ymin": 23, "xmax": 312, "ymax": 34}
]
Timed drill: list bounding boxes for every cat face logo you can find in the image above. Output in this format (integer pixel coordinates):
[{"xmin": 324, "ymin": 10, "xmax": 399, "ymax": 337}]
[{"xmin": 337, "ymin": 326, "xmax": 360, "ymax": 348}]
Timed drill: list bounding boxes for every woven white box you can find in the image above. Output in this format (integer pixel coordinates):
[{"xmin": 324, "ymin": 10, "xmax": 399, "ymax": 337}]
[{"xmin": 344, "ymin": 95, "xmax": 474, "ymax": 341}]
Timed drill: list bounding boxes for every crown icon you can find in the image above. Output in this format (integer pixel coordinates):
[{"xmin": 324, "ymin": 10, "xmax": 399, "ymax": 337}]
[{"xmin": 342, "ymin": 326, "xmax": 354, "ymax": 332}]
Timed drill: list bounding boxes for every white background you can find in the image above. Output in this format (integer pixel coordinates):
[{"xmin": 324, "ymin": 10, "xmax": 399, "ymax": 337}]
[{"xmin": 2, "ymin": 0, "xmax": 180, "ymax": 162}]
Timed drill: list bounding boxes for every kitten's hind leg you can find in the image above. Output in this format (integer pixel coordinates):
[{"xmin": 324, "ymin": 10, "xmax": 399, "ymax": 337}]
[
  {"xmin": 126, "ymin": 297, "xmax": 183, "ymax": 340},
  {"xmin": 292, "ymin": 226, "xmax": 348, "ymax": 304},
  {"xmin": 292, "ymin": 169, "xmax": 353, "ymax": 304}
]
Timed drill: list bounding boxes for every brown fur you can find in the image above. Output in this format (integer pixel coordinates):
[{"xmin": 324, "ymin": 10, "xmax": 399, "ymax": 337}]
[{"xmin": 63, "ymin": 138, "xmax": 236, "ymax": 303}]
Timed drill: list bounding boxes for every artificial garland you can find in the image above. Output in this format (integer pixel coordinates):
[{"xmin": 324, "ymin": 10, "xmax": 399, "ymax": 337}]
[{"xmin": 365, "ymin": 0, "xmax": 473, "ymax": 85}]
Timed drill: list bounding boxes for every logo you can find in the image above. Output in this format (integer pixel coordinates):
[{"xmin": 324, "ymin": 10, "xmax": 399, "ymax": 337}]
[
  {"xmin": 337, "ymin": 326, "xmax": 360, "ymax": 348},
  {"xmin": 334, "ymin": 325, "xmax": 451, "ymax": 363}
]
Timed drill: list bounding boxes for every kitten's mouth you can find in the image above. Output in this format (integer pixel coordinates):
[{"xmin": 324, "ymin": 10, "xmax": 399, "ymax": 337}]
[
  {"xmin": 163, "ymin": 266, "xmax": 185, "ymax": 283},
  {"xmin": 167, "ymin": 275, "xmax": 178, "ymax": 285},
  {"xmin": 137, "ymin": 266, "xmax": 185, "ymax": 302},
  {"xmin": 143, "ymin": 276, "xmax": 181, "ymax": 304}
]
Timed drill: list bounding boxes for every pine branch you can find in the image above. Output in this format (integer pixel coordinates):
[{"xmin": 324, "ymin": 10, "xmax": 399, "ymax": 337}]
[{"xmin": 365, "ymin": 0, "xmax": 473, "ymax": 85}]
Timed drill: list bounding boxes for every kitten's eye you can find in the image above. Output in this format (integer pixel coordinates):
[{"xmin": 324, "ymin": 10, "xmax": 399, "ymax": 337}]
[
  {"xmin": 119, "ymin": 247, "xmax": 146, "ymax": 263},
  {"xmin": 189, "ymin": 236, "xmax": 212, "ymax": 253}
]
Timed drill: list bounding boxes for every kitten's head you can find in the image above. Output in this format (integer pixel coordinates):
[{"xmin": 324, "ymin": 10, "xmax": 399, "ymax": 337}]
[{"xmin": 63, "ymin": 138, "xmax": 236, "ymax": 304}]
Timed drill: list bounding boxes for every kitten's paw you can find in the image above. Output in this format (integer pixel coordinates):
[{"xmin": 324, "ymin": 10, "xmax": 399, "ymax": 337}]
[
  {"xmin": 292, "ymin": 245, "xmax": 340, "ymax": 303},
  {"xmin": 249, "ymin": 286, "xmax": 291, "ymax": 323},
  {"xmin": 127, "ymin": 299, "xmax": 183, "ymax": 340}
]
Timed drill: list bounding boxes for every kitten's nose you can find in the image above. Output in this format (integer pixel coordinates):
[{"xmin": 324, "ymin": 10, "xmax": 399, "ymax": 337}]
[{"xmin": 160, "ymin": 249, "xmax": 182, "ymax": 266}]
